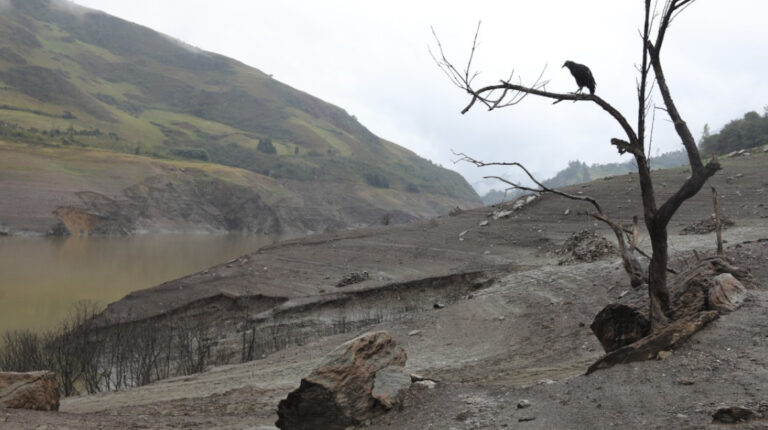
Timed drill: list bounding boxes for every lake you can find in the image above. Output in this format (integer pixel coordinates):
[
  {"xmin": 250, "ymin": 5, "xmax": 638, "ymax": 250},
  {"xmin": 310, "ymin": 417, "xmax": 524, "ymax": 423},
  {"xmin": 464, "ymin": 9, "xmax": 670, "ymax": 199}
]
[{"xmin": 0, "ymin": 234, "xmax": 276, "ymax": 333}]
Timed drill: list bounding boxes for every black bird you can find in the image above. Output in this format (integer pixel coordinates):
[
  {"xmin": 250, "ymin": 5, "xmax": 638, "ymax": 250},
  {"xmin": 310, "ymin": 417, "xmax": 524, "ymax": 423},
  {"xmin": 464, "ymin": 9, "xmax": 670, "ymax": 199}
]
[{"xmin": 562, "ymin": 60, "xmax": 596, "ymax": 95}]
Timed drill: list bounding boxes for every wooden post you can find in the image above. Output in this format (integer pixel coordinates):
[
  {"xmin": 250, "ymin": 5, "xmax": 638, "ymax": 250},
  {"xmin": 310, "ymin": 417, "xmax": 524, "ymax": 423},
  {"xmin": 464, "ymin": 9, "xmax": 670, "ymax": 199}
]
[{"xmin": 711, "ymin": 187, "xmax": 724, "ymax": 256}]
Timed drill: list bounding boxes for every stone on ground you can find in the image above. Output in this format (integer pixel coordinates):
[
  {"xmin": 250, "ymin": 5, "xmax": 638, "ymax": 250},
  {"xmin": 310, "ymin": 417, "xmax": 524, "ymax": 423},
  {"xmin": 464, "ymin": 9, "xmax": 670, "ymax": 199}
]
[{"xmin": 276, "ymin": 331, "xmax": 411, "ymax": 430}]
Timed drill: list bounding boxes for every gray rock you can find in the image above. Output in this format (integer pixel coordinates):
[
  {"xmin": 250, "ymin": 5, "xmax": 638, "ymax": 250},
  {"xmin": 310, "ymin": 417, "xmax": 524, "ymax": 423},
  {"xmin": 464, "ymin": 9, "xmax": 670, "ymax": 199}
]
[
  {"xmin": 492, "ymin": 209, "xmax": 514, "ymax": 219},
  {"xmin": 372, "ymin": 366, "xmax": 412, "ymax": 409},
  {"xmin": 413, "ymin": 380, "xmax": 437, "ymax": 389}
]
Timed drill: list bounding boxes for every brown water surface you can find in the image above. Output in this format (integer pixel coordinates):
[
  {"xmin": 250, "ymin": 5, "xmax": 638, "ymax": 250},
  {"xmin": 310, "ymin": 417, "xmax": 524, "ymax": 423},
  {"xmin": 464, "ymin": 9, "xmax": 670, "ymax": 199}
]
[{"xmin": 0, "ymin": 234, "xmax": 275, "ymax": 332}]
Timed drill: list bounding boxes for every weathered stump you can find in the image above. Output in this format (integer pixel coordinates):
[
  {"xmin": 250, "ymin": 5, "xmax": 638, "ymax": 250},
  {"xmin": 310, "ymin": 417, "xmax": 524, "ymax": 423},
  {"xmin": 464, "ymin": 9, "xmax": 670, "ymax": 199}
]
[{"xmin": 590, "ymin": 304, "xmax": 650, "ymax": 353}]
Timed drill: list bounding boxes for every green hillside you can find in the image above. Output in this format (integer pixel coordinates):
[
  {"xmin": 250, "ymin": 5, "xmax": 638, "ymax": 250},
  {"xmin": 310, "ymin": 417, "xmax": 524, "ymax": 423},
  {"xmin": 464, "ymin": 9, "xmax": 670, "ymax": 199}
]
[
  {"xmin": 0, "ymin": 0, "xmax": 477, "ymax": 204},
  {"xmin": 700, "ymin": 109, "xmax": 768, "ymax": 156}
]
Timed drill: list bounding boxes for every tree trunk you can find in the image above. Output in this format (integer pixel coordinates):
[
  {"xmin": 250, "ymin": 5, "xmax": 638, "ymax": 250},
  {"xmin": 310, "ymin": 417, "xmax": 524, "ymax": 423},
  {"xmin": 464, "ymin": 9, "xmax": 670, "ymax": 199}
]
[{"xmin": 648, "ymin": 222, "xmax": 671, "ymax": 328}]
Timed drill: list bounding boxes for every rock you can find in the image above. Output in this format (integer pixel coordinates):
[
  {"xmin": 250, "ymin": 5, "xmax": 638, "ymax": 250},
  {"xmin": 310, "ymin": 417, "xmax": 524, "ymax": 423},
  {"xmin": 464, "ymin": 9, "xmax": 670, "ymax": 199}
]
[
  {"xmin": 492, "ymin": 209, "xmax": 514, "ymax": 220},
  {"xmin": 590, "ymin": 304, "xmax": 650, "ymax": 353},
  {"xmin": 433, "ymin": 303, "xmax": 445, "ymax": 309},
  {"xmin": 478, "ymin": 220, "xmax": 489, "ymax": 227},
  {"xmin": 335, "ymin": 271, "xmax": 369, "ymax": 288},
  {"xmin": 517, "ymin": 399, "xmax": 531, "ymax": 409},
  {"xmin": 518, "ymin": 416, "xmax": 536, "ymax": 422},
  {"xmin": 407, "ymin": 330, "xmax": 422, "ymax": 336},
  {"xmin": 512, "ymin": 194, "xmax": 538, "ymax": 210},
  {"xmin": 448, "ymin": 206, "xmax": 463, "ymax": 216},
  {"xmin": 0, "ymin": 371, "xmax": 60, "ymax": 411},
  {"xmin": 556, "ymin": 229, "xmax": 616, "ymax": 265},
  {"xmin": 276, "ymin": 331, "xmax": 410, "ymax": 430},
  {"xmin": 679, "ymin": 214, "xmax": 735, "ymax": 235},
  {"xmin": 708, "ymin": 273, "xmax": 747, "ymax": 313},
  {"xmin": 371, "ymin": 366, "xmax": 412, "ymax": 409},
  {"xmin": 712, "ymin": 406, "xmax": 760, "ymax": 423},
  {"xmin": 413, "ymin": 380, "xmax": 437, "ymax": 389}
]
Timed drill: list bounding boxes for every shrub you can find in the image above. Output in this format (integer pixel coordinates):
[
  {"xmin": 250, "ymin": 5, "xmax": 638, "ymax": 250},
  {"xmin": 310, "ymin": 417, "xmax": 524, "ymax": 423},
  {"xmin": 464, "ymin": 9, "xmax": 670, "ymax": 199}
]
[
  {"xmin": 364, "ymin": 173, "xmax": 389, "ymax": 189},
  {"xmin": 257, "ymin": 137, "xmax": 277, "ymax": 154},
  {"xmin": 170, "ymin": 147, "xmax": 210, "ymax": 161}
]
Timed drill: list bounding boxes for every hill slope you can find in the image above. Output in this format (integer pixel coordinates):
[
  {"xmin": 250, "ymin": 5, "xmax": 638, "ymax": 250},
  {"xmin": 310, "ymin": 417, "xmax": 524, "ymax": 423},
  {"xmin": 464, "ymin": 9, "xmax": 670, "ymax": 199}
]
[{"xmin": 0, "ymin": 0, "xmax": 479, "ymax": 235}]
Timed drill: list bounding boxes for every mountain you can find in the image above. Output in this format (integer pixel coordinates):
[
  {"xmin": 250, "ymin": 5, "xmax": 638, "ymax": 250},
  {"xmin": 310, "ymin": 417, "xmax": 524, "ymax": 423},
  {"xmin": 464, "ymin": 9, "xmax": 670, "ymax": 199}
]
[{"xmin": 0, "ymin": 0, "xmax": 479, "ymax": 235}]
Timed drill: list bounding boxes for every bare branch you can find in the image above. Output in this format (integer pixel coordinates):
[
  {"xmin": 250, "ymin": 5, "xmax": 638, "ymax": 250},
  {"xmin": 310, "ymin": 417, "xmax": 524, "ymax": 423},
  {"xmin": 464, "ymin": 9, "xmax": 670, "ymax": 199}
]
[
  {"xmin": 453, "ymin": 151, "xmax": 609, "ymax": 216},
  {"xmin": 431, "ymin": 24, "xmax": 639, "ymax": 148},
  {"xmin": 656, "ymin": 0, "xmax": 699, "ymax": 52},
  {"xmin": 465, "ymin": 21, "xmax": 482, "ymax": 86}
]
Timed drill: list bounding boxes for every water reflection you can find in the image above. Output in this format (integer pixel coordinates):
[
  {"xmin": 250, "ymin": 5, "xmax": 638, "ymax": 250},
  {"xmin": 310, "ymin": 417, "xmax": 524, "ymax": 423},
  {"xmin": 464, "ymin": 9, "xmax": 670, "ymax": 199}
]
[{"xmin": 0, "ymin": 234, "xmax": 276, "ymax": 333}]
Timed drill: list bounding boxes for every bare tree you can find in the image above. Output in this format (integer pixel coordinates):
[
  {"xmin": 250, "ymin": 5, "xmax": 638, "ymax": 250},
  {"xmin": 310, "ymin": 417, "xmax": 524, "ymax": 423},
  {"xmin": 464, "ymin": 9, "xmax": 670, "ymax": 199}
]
[{"xmin": 433, "ymin": 0, "xmax": 719, "ymax": 329}]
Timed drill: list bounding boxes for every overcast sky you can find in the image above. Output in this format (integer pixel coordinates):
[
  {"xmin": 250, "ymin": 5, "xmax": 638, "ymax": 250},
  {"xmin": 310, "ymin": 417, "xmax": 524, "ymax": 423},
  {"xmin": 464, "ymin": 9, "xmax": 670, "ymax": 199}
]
[{"xmin": 73, "ymin": 1, "xmax": 767, "ymax": 194}]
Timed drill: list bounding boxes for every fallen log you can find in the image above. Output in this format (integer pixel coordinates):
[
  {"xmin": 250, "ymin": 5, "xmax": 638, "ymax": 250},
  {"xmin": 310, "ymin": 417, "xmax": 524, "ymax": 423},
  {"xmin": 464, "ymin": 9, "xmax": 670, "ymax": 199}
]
[{"xmin": 586, "ymin": 310, "xmax": 719, "ymax": 375}]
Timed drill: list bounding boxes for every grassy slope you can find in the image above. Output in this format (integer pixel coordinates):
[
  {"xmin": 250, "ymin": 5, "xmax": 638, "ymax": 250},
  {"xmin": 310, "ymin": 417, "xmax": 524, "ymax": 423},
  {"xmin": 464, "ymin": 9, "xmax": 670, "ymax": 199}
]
[
  {"xmin": 0, "ymin": 0, "xmax": 479, "ymax": 209},
  {"xmin": 0, "ymin": 139, "xmax": 474, "ymax": 235}
]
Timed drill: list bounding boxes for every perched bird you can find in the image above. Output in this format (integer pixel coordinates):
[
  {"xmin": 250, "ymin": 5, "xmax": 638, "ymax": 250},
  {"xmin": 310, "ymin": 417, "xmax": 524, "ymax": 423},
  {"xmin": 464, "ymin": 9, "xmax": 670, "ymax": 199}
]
[{"xmin": 562, "ymin": 60, "xmax": 596, "ymax": 95}]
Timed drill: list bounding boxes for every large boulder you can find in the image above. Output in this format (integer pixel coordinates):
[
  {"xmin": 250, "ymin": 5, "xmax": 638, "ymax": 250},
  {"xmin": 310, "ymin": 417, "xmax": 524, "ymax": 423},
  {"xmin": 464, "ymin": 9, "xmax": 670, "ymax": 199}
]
[
  {"xmin": 0, "ymin": 371, "xmax": 59, "ymax": 411},
  {"xmin": 276, "ymin": 331, "xmax": 411, "ymax": 430}
]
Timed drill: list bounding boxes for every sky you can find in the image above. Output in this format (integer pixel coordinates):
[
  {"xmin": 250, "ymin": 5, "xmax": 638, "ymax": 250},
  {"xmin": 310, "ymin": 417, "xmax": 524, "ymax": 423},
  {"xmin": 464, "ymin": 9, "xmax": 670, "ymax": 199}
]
[{"xmin": 72, "ymin": 1, "xmax": 768, "ymax": 195}]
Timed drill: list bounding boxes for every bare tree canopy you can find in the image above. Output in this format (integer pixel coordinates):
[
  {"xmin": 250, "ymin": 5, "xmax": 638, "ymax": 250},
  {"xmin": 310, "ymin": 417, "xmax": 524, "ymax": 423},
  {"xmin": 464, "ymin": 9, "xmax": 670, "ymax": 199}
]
[{"xmin": 433, "ymin": 0, "xmax": 721, "ymax": 329}]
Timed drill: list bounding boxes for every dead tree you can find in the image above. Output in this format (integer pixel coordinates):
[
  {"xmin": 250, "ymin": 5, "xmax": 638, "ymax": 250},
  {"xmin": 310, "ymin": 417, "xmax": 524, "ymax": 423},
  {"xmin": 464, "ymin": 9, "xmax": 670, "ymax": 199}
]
[{"xmin": 433, "ymin": 0, "xmax": 720, "ymax": 329}]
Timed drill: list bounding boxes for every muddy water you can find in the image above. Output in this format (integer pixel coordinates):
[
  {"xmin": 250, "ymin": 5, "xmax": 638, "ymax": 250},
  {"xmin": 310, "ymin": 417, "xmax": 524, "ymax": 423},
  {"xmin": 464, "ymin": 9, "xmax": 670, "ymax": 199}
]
[{"xmin": 0, "ymin": 234, "xmax": 276, "ymax": 333}]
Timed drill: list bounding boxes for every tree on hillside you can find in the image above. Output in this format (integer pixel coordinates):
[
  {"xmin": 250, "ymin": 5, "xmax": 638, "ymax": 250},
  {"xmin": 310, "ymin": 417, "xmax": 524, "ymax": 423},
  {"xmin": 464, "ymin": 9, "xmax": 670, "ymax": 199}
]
[
  {"xmin": 699, "ymin": 110, "xmax": 768, "ymax": 155},
  {"xmin": 433, "ymin": 0, "xmax": 722, "ymax": 330},
  {"xmin": 257, "ymin": 137, "xmax": 277, "ymax": 154}
]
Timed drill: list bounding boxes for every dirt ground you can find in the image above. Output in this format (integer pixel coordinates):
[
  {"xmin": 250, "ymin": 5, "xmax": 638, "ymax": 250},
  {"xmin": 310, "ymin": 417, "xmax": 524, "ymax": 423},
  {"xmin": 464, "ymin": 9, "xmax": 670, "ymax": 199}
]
[{"xmin": 2, "ymin": 155, "xmax": 767, "ymax": 429}]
